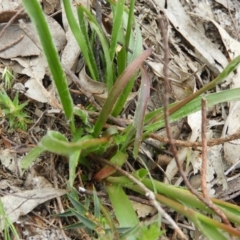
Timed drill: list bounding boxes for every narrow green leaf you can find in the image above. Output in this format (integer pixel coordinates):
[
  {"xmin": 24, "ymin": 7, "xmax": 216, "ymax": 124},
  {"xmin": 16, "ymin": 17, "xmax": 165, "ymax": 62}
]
[
  {"xmin": 69, "ymin": 150, "xmax": 81, "ymax": 187},
  {"xmin": 106, "ymin": 184, "xmax": 139, "ymax": 228},
  {"xmin": 62, "ymin": 0, "xmax": 98, "ymax": 80},
  {"xmin": 70, "ymin": 207, "xmax": 98, "ymax": 230},
  {"xmin": 56, "ymin": 210, "xmax": 75, "ymax": 217},
  {"xmin": 39, "ymin": 131, "xmax": 109, "ymax": 155},
  {"xmin": 151, "ymin": 54, "xmax": 240, "ymax": 123},
  {"xmin": 0, "ymin": 199, "xmax": 19, "ymax": 238},
  {"xmin": 124, "ymin": 0, "xmax": 136, "ymax": 50},
  {"xmin": 106, "ymin": 173, "xmax": 240, "ymax": 225},
  {"xmin": 196, "ymin": 221, "xmax": 229, "ymax": 240},
  {"xmin": 77, "ymin": 6, "xmax": 89, "ymax": 45},
  {"xmin": 106, "ymin": 176, "xmax": 240, "ymax": 237},
  {"xmin": 68, "ymin": 194, "xmax": 87, "ymax": 214},
  {"xmin": 21, "ymin": 146, "xmax": 45, "ymax": 170},
  {"xmin": 79, "ymin": 5, "xmax": 113, "ymax": 90},
  {"xmin": 22, "ymin": 0, "xmax": 74, "ymax": 128},
  {"xmin": 64, "ymin": 222, "xmax": 85, "ymax": 229},
  {"xmin": 119, "ymin": 225, "xmax": 140, "ymax": 240},
  {"xmin": 110, "ymin": 0, "xmax": 125, "ymax": 61},
  {"xmin": 144, "ymin": 87, "xmax": 240, "ymax": 135},
  {"xmin": 93, "ymin": 188, "xmax": 101, "ymax": 219}
]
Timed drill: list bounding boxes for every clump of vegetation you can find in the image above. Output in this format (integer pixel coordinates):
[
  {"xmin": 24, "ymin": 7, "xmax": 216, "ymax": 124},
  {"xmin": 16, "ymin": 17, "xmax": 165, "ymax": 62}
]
[
  {"xmin": 1, "ymin": 0, "xmax": 238, "ymax": 239},
  {"xmin": 0, "ymin": 67, "xmax": 30, "ymax": 130}
]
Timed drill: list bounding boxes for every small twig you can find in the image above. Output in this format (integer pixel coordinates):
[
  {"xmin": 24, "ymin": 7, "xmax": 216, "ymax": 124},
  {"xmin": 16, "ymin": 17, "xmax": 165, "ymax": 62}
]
[
  {"xmin": 117, "ymin": 41, "xmax": 133, "ymax": 54},
  {"xmin": 0, "ymin": 35, "xmax": 24, "ymax": 52},
  {"xmin": 78, "ymin": 188, "xmax": 153, "ymax": 206},
  {"xmin": 0, "ymin": 8, "xmax": 25, "ymax": 38},
  {"xmin": 158, "ymin": 15, "xmax": 234, "ymax": 230},
  {"xmin": 220, "ymin": 190, "xmax": 240, "ymax": 201},
  {"xmin": 87, "ymin": 111, "xmax": 132, "ymax": 127},
  {"xmin": 149, "ymin": 128, "xmax": 240, "ymax": 147},
  {"xmin": 29, "ymin": 110, "xmax": 47, "ymax": 132},
  {"xmin": 224, "ymin": 160, "xmax": 240, "ymax": 175},
  {"xmin": 89, "ymin": 154, "xmax": 187, "ymax": 240},
  {"xmin": 201, "ymin": 98, "xmax": 208, "ymax": 199},
  {"xmin": 31, "ymin": 211, "xmax": 59, "ymax": 229}
]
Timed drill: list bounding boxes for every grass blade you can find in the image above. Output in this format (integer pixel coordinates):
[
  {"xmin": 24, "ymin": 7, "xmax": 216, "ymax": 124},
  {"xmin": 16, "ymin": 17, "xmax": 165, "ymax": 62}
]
[
  {"xmin": 69, "ymin": 150, "xmax": 81, "ymax": 187},
  {"xmin": 39, "ymin": 131, "xmax": 109, "ymax": 155},
  {"xmin": 20, "ymin": 146, "xmax": 45, "ymax": 170},
  {"xmin": 109, "ymin": 0, "xmax": 125, "ymax": 61},
  {"xmin": 62, "ymin": 0, "xmax": 99, "ymax": 80},
  {"xmin": 144, "ymin": 87, "xmax": 240, "ymax": 135},
  {"xmin": 22, "ymin": 0, "xmax": 75, "ymax": 131},
  {"xmin": 125, "ymin": 0, "xmax": 136, "ymax": 50},
  {"xmin": 106, "ymin": 184, "xmax": 139, "ymax": 228},
  {"xmin": 79, "ymin": 4, "xmax": 113, "ymax": 90}
]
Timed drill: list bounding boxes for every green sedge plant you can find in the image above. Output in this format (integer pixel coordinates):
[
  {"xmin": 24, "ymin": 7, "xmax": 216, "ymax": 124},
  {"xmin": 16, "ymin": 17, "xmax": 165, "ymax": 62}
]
[
  {"xmin": 2, "ymin": 67, "xmax": 15, "ymax": 90},
  {"xmin": 0, "ymin": 89, "xmax": 30, "ymax": 131},
  {"xmin": 0, "ymin": 67, "xmax": 30, "ymax": 130},
  {"xmin": 0, "ymin": 199, "xmax": 20, "ymax": 240},
  {"xmin": 20, "ymin": 0, "xmax": 240, "ymax": 239}
]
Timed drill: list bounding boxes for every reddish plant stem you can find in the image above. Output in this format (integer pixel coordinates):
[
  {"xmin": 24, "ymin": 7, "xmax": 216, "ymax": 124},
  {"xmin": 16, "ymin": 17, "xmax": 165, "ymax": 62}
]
[
  {"xmin": 0, "ymin": 8, "xmax": 25, "ymax": 38},
  {"xmin": 158, "ymin": 15, "xmax": 232, "ymax": 228},
  {"xmin": 201, "ymin": 98, "xmax": 208, "ymax": 199},
  {"xmin": 149, "ymin": 128, "xmax": 240, "ymax": 147}
]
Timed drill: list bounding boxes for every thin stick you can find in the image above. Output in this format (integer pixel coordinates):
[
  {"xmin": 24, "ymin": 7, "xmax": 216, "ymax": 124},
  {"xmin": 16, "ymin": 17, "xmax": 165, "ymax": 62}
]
[
  {"xmin": 0, "ymin": 8, "xmax": 25, "ymax": 38},
  {"xmin": 0, "ymin": 35, "xmax": 24, "ymax": 52},
  {"xmin": 201, "ymin": 98, "xmax": 208, "ymax": 198},
  {"xmin": 149, "ymin": 128, "xmax": 240, "ymax": 147},
  {"xmin": 158, "ymin": 15, "xmax": 233, "ymax": 228},
  {"xmin": 78, "ymin": 188, "xmax": 153, "ymax": 206}
]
